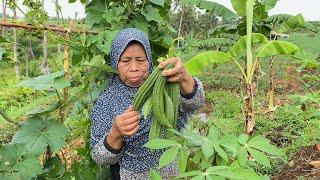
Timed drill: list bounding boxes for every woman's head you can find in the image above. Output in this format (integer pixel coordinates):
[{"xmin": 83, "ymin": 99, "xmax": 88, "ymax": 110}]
[{"xmin": 109, "ymin": 28, "xmax": 153, "ymax": 87}]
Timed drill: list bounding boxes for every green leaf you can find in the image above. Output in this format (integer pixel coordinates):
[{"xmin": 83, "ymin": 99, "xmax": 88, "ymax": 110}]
[
  {"xmin": 18, "ymin": 71, "xmax": 70, "ymax": 90},
  {"xmin": 68, "ymin": 0, "xmax": 77, "ymax": 3},
  {"xmin": 238, "ymin": 134, "xmax": 249, "ymax": 145},
  {"xmin": 277, "ymin": 14, "xmax": 304, "ymax": 33},
  {"xmin": 191, "ymin": 175, "xmax": 206, "ymax": 180},
  {"xmin": 208, "ymin": 126, "xmax": 219, "ymax": 143},
  {"xmin": 27, "ymin": 101, "xmax": 61, "ymax": 116},
  {"xmin": 102, "ymin": 7, "xmax": 125, "ymax": 24},
  {"xmin": 201, "ymin": 141, "xmax": 215, "ymax": 160},
  {"xmin": 237, "ymin": 146, "xmax": 248, "ymax": 167},
  {"xmin": 248, "ymin": 136, "xmax": 283, "ymax": 156},
  {"xmin": 175, "ymin": 171, "xmax": 203, "ymax": 179},
  {"xmin": 150, "ymin": 0, "xmax": 164, "ymax": 7},
  {"xmin": 213, "ymin": 144, "xmax": 229, "ymax": 163},
  {"xmin": 185, "ymin": 51, "xmax": 232, "ymax": 76},
  {"xmin": 231, "ymin": 0, "xmax": 246, "ymax": 16},
  {"xmin": 261, "ymin": 0, "xmax": 278, "ymax": 11},
  {"xmin": 247, "ymin": 147, "xmax": 271, "ymax": 168},
  {"xmin": 141, "ymin": 5, "xmax": 163, "ymax": 24},
  {"xmin": 256, "ymin": 40, "xmax": 299, "ymax": 58},
  {"xmin": 12, "ymin": 117, "xmax": 68, "ymax": 156},
  {"xmin": 150, "ymin": 169, "xmax": 163, "ymax": 180},
  {"xmin": 144, "ymin": 139, "xmax": 179, "ymax": 150},
  {"xmin": 142, "ymin": 96, "xmax": 152, "ymax": 118},
  {"xmin": 219, "ymin": 134, "xmax": 239, "ymax": 157},
  {"xmin": 178, "ymin": 146, "xmax": 188, "ymax": 173},
  {"xmin": 228, "ymin": 33, "xmax": 269, "ymax": 59},
  {"xmin": 0, "ymin": 143, "xmax": 27, "ymax": 161},
  {"xmin": 229, "ymin": 167, "xmax": 261, "ymax": 180},
  {"xmin": 159, "ymin": 146, "xmax": 179, "ymax": 168},
  {"xmin": 12, "ymin": 157, "xmax": 43, "ymax": 179}
]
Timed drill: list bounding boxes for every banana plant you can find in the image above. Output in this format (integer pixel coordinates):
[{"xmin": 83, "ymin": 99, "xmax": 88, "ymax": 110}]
[{"xmin": 185, "ymin": 0, "xmax": 299, "ymax": 135}]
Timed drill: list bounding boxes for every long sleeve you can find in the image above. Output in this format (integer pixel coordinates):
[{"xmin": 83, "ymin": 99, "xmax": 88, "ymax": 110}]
[
  {"xmin": 180, "ymin": 77, "xmax": 205, "ymax": 113},
  {"xmin": 89, "ymin": 95, "xmax": 121, "ymax": 165}
]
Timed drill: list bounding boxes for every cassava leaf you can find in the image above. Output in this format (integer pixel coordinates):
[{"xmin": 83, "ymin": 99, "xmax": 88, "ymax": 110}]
[
  {"xmin": 248, "ymin": 136, "xmax": 283, "ymax": 156},
  {"xmin": 248, "ymin": 147, "xmax": 271, "ymax": 168},
  {"xmin": 144, "ymin": 139, "xmax": 179, "ymax": 150},
  {"xmin": 201, "ymin": 141, "xmax": 215, "ymax": 160},
  {"xmin": 237, "ymin": 146, "xmax": 248, "ymax": 167},
  {"xmin": 178, "ymin": 146, "xmax": 188, "ymax": 173},
  {"xmin": 159, "ymin": 146, "xmax": 179, "ymax": 168}
]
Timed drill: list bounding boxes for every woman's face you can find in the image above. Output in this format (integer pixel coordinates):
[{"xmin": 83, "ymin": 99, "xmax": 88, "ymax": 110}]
[{"xmin": 118, "ymin": 43, "xmax": 150, "ymax": 87}]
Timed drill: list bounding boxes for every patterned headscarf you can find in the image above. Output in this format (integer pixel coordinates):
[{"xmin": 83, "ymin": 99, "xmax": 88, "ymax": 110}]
[{"xmin": 109, "ymin": 28, "xmax": 153, "ymax": 72}]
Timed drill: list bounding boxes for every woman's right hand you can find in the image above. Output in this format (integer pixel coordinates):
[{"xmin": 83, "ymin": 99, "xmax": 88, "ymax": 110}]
[{"xmin": 110, "ymin": 106, "xmax": 141, "ymax": 138}]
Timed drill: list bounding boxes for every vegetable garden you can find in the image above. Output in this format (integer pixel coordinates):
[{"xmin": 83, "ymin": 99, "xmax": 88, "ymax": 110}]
[{"xmin": 0, "ymin": 0, "xmax": 319, "ymax": 179}]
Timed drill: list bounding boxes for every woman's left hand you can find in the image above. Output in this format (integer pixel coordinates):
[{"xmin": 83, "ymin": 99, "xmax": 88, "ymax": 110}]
[{"xmin": 158, "ymin": 57, "xmax": 195, "ymax": 95}]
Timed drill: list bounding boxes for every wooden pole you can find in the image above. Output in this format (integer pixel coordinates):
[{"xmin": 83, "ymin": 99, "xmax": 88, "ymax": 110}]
[{"xmin": 0, "ymin": 20, "xmax": 98, "ymax": 34}]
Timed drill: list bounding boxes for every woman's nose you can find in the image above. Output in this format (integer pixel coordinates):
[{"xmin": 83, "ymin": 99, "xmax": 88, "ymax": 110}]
[{"xmin": 129, "ymin": 60, "xmax": 139, "ymax": 71}]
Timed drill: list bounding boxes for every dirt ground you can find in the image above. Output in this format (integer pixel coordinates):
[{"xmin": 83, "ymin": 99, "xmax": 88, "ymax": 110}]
[{"xmin": 272, "ymin": 146, "xmax": 320, "ymax": 180}]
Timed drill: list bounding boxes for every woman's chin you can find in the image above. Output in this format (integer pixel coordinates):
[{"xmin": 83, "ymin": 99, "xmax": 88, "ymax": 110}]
[{"xmin": 126, "ymin": 79, "xmax": 144, "ymax": 87}]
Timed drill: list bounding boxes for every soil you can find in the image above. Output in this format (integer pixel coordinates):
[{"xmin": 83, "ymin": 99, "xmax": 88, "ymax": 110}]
[{"xmin": 272, "ymin": 146, "xmax": 320, "ymax": 180}]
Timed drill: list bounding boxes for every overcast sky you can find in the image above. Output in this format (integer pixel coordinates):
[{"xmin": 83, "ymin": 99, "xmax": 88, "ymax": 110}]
[{"xmin": 7, "ymin": 0, "xmax": 320, "ymax": 21}]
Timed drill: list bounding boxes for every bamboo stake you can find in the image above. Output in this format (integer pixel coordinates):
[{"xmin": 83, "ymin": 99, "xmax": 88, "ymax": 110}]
[{"xmin": 0, "ymin": 20, "xmax": 98, "ymax": 34}]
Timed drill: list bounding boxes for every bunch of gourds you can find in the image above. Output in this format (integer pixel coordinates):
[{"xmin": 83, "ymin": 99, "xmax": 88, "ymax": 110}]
[{"xmin": 133, "ymin": 64, "xmax": 180, "ymax": 140}]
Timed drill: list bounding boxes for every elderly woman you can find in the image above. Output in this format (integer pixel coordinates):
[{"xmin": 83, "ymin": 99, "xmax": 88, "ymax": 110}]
[{"xmin": 89, "ymin": 28, "xmax": 205, "ymax": 179}]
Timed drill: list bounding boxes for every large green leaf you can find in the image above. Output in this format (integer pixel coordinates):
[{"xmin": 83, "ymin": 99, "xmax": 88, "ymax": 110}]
[
  {"xmin": 12, "ymin": 157, "xmax": 43, "ymax": 179},
  {"xmin": 228, "ymin": 33, "xmax": 268, "ymax": 59},
  {"xmin": 12, "ymin": 116, "xmax": 68, "ymax": 156},
  {"xmin": 231, "ymin": 0, "xmax": 247, "ymax": 17},
  {"xmin": 18, "ymin": 71, "xmax": 71, "ymax": 90},
  {"xmin": 256, "ymin": 40, "xmax": 299, "ymax": 58},
  {"xmin": 277, "ymin": 14, "xmax": 304, "ymax": 33},
  {"xmin": 247, "ymin": 147, "xmax": 271, "ymax": 168},
  {"xmin": 144, "ymin": 139, "xmax": 179, "ymax": 150},
  {"xmin": 141, "ymin": 5, "xmax": 163, "ymax": 24},
  {"xmin": 159, "ymin": 146, "xmax": 179, "ymax": 168},
  {"xmin": 185, "ymin": 51, "xmax": 232, "ymax": 76},
  {"xmin": 0, "ymin": 143, "xmax": 27, "ymax": 162}
]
